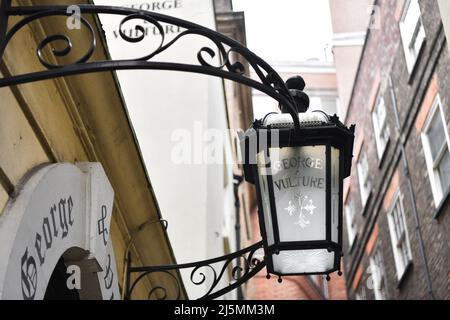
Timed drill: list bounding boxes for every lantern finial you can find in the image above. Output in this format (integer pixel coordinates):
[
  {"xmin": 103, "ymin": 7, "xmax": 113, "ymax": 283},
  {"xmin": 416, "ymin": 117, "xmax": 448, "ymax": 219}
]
[{"xmin": 282, "ymin": 75, "xmax": 310, "ymax": 113}]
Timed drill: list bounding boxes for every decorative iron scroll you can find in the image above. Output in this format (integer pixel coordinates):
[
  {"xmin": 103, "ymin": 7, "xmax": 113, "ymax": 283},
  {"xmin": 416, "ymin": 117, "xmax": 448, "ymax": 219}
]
[
  {"xmin": 125, "ymin": 241, "xmax": 265, "ymax": 300},
  {"xmin": 0, "ymin": 3, "xmax": 301, "ymax": 130}
]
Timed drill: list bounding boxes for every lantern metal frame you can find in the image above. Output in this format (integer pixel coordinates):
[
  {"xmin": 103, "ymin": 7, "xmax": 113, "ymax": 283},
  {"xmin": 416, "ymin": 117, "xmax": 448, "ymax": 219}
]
[
  {"xmin": 0, "ymin": 1, "xmax": 354, "ymax": 299},
  {"xmin": 242, "ymin": 115, "xmax": 355, "ymax": 277}
]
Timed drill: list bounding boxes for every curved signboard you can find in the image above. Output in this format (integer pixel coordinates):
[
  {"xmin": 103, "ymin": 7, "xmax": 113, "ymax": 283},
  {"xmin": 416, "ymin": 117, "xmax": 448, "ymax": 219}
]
[{"xmin": 0, "ymin": 163, "xmax": 119, "ymax": 300}]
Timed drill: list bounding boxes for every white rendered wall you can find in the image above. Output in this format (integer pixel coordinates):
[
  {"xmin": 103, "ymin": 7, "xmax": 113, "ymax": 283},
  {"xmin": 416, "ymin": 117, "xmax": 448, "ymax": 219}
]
[{"xmin": 96, "ymin": 0, "xmax": 235, "ymax": 299}]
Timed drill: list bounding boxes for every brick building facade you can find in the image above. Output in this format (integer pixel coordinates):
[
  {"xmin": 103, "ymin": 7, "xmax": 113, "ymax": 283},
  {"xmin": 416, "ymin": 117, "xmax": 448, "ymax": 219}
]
[{"xmin": 331, "ymin": 0, "xmax": 450, "ymax": 300}]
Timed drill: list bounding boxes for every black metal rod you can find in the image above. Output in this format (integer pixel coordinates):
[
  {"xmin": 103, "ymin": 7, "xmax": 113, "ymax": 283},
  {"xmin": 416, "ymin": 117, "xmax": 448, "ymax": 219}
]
[
  {"xmin": 201, "ymin": 260, "xmax": 265, "ymax": 300},
  {"xmin": 128, "ymin": 269, "xmax": 181, "ymax": 300},
  {"xmin": 126, "ymin": 240, "xmax": 264, "ymax": 300},
  {"xmin": 124, "ymin": 251, "xmax": 132, "ymax": 300},
  {"xmin": 0, "ymin": 61, "xmax": 293, "ymax": 113},
  {"xmin": 0, "ymin": 1, "xmax": 11, "ymax": 55},
  {"xmin": 233, "ymin": 175, "xmax": 244, "ymax": 300},
  {"xmin": 129, "ymin": 240, "xmax": 263, "ymax": 273}
]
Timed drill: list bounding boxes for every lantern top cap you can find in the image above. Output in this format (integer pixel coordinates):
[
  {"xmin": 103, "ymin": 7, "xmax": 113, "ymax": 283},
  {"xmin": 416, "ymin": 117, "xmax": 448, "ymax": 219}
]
[{"xmin": 263, "ymin": 110, "xmax": 331, "ymax": 129}]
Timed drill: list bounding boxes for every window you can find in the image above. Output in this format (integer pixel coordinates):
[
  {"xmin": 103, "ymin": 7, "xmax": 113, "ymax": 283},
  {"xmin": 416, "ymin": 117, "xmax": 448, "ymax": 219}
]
[
  {"xmin": 357, "ymin": 151, "xmax": 371, "ymax": 208},
  {"xmin": 399, "ymin": 0, "xmax": 426, "ymax": 73},
  {"xmin": 369, "ymin": 241, "xmax": 388, "ymax": 300},
  {"xmin": 355, "ymin": 285, "xmax": 367, "ymax": 300},
  {"xmin": 344, "ymin": 197, "xmax": 357, "ymax": 248},
  {"xmin": 421, "ymin": 95, "xmax": 450, "ymax": 206},
  {"xmin": 387, "ymin": 191, "xmax": 412, "ymax": 280},
  {"xmin": 372, "ymin": 94, "xmax": 390, "ymax": 159}
]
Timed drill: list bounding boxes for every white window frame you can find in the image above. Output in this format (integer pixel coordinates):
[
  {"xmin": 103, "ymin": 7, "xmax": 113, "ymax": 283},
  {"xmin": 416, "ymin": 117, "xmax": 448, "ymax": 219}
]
[
  {"xmin": 372, "ymin": 93, "xmax": 390, "ymax": 159},
  {"xmin": 369, "ymin": 241, "xmax": 388, "ymax": 300},
  {"xmin": 387, "ymin": 190, "xmax": 413, "ymax": 280},
  {"xmin": 399, "ymin": 0, "xmax": 426, "ymax": 73},
  {"xmin": 355, "ymin": 285, "xmax": 366, "ymax": 300},
  {"xmin": 344, "ymin": 197, "xmax": 357, "ymax": 248},
  {"xmin": 357, "ymin": 151, "xmax": 371, "ymax": 209},
  {"xmin": 421, "ymin": 94, "xmax": 450, "ymax": 207}
]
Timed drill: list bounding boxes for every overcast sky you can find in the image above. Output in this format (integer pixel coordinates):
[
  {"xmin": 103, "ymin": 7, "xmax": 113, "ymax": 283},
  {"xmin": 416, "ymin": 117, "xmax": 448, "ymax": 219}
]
[{"xmin": 232, "ymin": 0, "xmax": 333, "ymax": 62}]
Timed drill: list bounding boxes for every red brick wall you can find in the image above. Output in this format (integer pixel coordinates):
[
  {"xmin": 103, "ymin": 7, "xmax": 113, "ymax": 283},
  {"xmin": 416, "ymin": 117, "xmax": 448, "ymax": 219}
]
[
  {"xmin": 247, "ymin": 273, "xmax": 322, "ymax": 300},
  {"xmin": 336, "ymin": 0, "xmax": 450, "ymax": 300},
  {"xmin": 327, "ymin": 270, "xmax": 348, "ymax": 300}
]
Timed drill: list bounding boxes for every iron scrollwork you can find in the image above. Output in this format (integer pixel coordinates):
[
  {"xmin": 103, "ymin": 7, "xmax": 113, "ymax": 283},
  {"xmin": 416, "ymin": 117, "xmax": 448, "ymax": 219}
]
[
  {"xmin": 125, "ymin": 241, "xmax": 265, "ymax": 300},
  {"xmin": 0, "ymin": 3, "xmax": 301, "ymax": 130}
]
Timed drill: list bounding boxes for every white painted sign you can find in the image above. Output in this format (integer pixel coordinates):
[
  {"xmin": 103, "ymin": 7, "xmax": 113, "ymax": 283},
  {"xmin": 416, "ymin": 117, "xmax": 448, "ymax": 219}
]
[{"xmin": 0, "ymin": 163, "xmax": 119, "ymax": 300}]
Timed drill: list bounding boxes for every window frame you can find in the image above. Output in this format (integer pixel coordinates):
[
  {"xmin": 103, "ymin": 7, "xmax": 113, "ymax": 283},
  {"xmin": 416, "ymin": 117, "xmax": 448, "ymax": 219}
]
[
  {"xmin": 387, "ymin": 190, "xmax": 413, "ymax": 281},
  {"xmin": 355, "ymin": 284, "xmax": 366, "ymax": 300},
  {"xmin": 357, "ymin": 150, "xmax": 372, "ymax": 209},
  {"xmin": 344, "ymin": 196, "xmax": 357, "ymax": 248},
  {"xmin": 421, "ymin": 94, "xmax": 450, "ymax": 207},
  {"xmin": 399, "ymin": 0, "xmax": 426, "ymax": 74},
  {"xmin": 369, "ymin": 241, "xmax": 388, "ymax": 300},
  {"xmin": 372, "ymin": 93, "xmax": 390, "ymax": 160}
]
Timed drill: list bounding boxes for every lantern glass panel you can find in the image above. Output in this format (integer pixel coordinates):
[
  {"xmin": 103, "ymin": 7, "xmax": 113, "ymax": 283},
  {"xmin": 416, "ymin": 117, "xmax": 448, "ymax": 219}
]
[
  {"xmin": 331, "ymin": 147, "xmax": 340, "ymax": 243},
  {"xmin": 272, "ymin": 249, "xmax": 335, "ymax": 274},
  {"xmin": 257, "ymin": 171, "xmax": 275, "ymax": 246},
  {"xmin": 260, "ymin": 145, "xmax": 327, "ymax": 242}
]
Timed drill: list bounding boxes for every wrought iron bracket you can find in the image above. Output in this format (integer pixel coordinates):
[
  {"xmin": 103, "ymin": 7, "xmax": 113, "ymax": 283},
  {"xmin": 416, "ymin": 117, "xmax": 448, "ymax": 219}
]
[
  {"xmin": 125, "ymin": 240, "xmax": 265, "ymax": 300},
  {"xmin": 0, "ymin": 2, "xmax": 307, "ymax": 299},
  {"xmin": 0, "ymin": 2, "xmax": 302, "ymax": 130}
]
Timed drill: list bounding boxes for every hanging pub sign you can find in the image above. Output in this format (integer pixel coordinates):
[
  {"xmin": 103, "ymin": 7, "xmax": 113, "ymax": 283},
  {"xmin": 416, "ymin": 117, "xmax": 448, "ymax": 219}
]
[{"xmin": 0, "ymin": 163, "xmax": 119, "ymax": 300}]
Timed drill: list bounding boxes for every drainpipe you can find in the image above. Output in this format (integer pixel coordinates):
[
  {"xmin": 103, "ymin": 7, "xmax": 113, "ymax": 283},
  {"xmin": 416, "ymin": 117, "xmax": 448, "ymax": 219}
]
[
  {"xmin": 233, "ymin": 174, "xmax": 244, "ymax": 300},
  {"xmin": 388, "ymin": 76, "xmax": 435, "ymax": 299}
]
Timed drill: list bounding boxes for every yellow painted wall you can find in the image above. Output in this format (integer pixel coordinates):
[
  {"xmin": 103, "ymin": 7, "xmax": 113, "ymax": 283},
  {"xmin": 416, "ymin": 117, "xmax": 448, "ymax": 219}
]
[
  {"xmin": 0, "ymin": 83, "xmax": 50, "ymax": 185},
  {"xmin": 0, "ymin": 186, "xmax": 7, "ymax": 215}
]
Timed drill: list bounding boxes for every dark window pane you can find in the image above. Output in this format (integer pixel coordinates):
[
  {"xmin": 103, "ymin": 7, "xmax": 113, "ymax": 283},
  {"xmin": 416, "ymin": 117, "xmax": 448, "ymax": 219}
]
[
  {"xmin": 438, "ymin": 149, "xmax": 450, "ymax": 193},
  {"xmin": 427, "ymin": 112, "xmax": 446, "ymax": 161}
]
